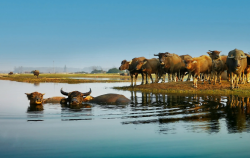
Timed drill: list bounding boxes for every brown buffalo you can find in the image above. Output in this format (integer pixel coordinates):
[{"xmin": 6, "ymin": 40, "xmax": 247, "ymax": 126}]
[
  {"xmin": 226, "ymin": 49, "xmax": 247, "ymax": 89},
  {"xmin": 25, "ymin": 92, "xmax": 45, "ymax": 105},
  {"xmin": 60, "ymin": 88, "xmax": 130, "ymax": 105},
  {"xmin": 184, "ymin": 55, "xmax": 212, "ymax": 88},
  {"xmin": 33, "ymin": 70, "xmax": 39, "ymax": 78},
  {"xmin": 119, "ymin": 57, "xmax": 146, "ymax": 86},
  {"xmin": 179, "ymin": 55, "xmax": 192, "ymax": 81},
  {"xmin": 135, "ymin": 58, "xmax": 162, "ymax": 83},
  {"xmin": 8, "ymin": 72, "xmax": 13, "ymax": 75},
  {"xmin": 207, "ymin": 50, "xmax": 228, "ymax": 84},
  {"xmin": 155, "ymin": 52, "xmax": 186, "ymax": 82},
  {"xmin": 25, "ymin": 92, "xmax": 65, "ymax": 105}
]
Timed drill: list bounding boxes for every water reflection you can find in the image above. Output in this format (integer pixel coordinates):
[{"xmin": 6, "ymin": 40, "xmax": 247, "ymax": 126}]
[
  {"xmin": 124, "ymin": 92, "xmax": 250, "ymax": 134},
  {"xmin": 27, "ymin": 104, "xmax": 44, "ymax": 121},
  {"xmin": 61, "ymin": 103, "xmax": 93, "ymax": 121},
  {"xmin": 34, "ymin": 82, "xmax": 40, "ymax": 86}
]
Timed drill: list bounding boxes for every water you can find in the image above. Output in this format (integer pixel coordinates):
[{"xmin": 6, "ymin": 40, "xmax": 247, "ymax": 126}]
[{"xmin": 0, "ymin": 80, "xmax": 250, "ymax": 158}]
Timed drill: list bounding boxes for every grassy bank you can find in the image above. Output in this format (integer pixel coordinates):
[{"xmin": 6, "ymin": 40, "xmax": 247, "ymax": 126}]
[
  {"xmin": 114, "ymin": 80, "xmax": 250, "ymax": 96},
  {"xmin": 0, "ymin": 73, "xmax": 130, "ymax": 83},
  {"xmin": 2, "ymin": 73, "xmax": 250, "ymax": 96}
]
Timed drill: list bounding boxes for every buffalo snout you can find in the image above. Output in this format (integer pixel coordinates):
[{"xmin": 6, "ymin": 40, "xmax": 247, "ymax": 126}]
[{"xmin": 70, "ymin": 98, "xmax": 79, "ymax": 105}]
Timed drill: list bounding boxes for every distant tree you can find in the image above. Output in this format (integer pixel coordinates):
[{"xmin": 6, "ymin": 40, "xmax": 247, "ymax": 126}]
[
  {"xmin": 107, "ymin": 68, "xmax": 122, "ymax": 73},
  {"xmin": 91, "ymin": 69, "xmax": 106, "ymax": 74}
]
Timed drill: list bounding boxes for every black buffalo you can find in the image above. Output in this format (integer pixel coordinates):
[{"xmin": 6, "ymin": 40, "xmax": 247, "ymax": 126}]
[
  {"xmin": 226, "ymin": 49, "xmax": 247, "ymax": 89},
  {"xmin": 136, "ymin": 58, "xmax": 162, "ymax": 84},
  {"xmin": 60, "ymin": 88, "xmax": 130, "ymax": 105}
]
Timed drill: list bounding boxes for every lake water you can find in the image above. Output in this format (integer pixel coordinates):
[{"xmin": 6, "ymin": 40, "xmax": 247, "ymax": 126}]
[{"xmin": 0, "ymin": 80, "xmax": 250, "ymax": 158}]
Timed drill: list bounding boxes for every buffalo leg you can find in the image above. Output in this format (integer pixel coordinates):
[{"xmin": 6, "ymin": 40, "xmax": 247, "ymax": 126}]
[
  {"xmin": 230, "ymin": 72, "xmax": 234, "ymax": 89},
  {"xmin": 214, "ymin": 72, "xmax": 217, "ymax": 85},
  {"xmin": 236, "ymin": 74, "xmax": 239, "ymax": 88},
  {"xmin": 155, "ymin": 72, "xmax": 159, "ymax": 83},
  {"xmin": 130, "ymin": 74, "xmax": 134, "ymax": 86},
  {"xmin": 218, "ymin": 72, "xmax": 222, "ymax": 84},
  {"xmin": 139, "ymin": 73, "xmax": 143, "ymax": 85},
  {"xmin": 134, "ymin": 73, "xmax": 139, "ymax": 86},
  {"xmin": 161, "ymin": 73, "xmax": 166, "ymax": 83},
  {"xmin": 193, "ymin": 76, "xmax": 198, "ymax": 88},
  {"xmin": 149, "ymin": 73, "xmax": 154, "ymax": 83}
]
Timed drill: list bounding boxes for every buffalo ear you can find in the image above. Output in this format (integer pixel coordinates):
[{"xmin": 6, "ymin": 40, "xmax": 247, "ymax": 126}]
[
  {"xmin": 25, "ymin": 93, "xmax": 32, "ymax": 99},
  {"xmin": 192, "ymin": 61, "xmax": 197, "ymax": 64},
  {"xmin": 42, "ymin": 93, "xmax": 45, "ymax": 96},
  {"xmin": 207, "ymin": 52, "xmax": 211, "ymax": 55}
]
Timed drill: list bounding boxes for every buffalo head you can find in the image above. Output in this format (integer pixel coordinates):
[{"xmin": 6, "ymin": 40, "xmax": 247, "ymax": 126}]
[
  {"xmin": 207, "ymin": 50, "xmax": 222, "ymax": 60},
  {"xmin": 154, "ymin": 52, "xmax": 170, "ymax": 65},
  {"xmin": 119, "ymin": 60, "xmax": 131, "ymax": 70},
  {"xmin": 227, "ymin": 49, "xmax": 246, "ymax": 69},
  {"xmin": 184, "ymin": 59, "xmax": 196, "ymax": 70},
  {"xmin": 60, "ymin": 88, "xmax": 92, "ymax": 105},
  {"xmin": 25, "ymin": 92, "xmax": 45, "ymax": 105}
]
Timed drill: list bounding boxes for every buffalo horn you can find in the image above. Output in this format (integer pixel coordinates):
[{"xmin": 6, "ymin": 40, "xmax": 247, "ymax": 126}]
[
  {"xmin": 81, "ymin": 88, "xmax": 92, "ymax": 96},
  {"xmin": 154, "ymin": 54, "xmax": 159, "ymax": 56},
  {"xmin": 61, "ymin": 88, "xmax": 69, "ymax": 96}
]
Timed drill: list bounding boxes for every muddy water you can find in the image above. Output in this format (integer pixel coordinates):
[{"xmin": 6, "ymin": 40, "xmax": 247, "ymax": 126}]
[{"xmin": 0, "ymin": 80, "xmax": 250, "ymax": 158}]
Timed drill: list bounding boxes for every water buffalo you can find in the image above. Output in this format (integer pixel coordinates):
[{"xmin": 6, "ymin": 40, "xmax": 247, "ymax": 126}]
[
  {"xmin": 179, "ymin": 55, "xmax": 193, "ymax": 81},
  {"xmin": 184, "ymin": 55, "xmax": 212, "ymax": 88},
  {"xmin": 207, "ymin": 50, "xmax": 228, "ymax": 84},
  {"xmin": 135, "ymin": 58, "xmax": 162, "ymax": 83},
  {"xmin": 33, "ymin": 70, "xmax": 39, "ymax": 78},
  {"xmin": 154, "ymin": 52, "xmax": 170, "ymax": 82},
  {"xmin": 60, "ymin": 88, "xmax": 92, "ymax": 105},
  {"xmin": 87, "ymin": 94, "xmax": 130, "ymax": 105},
  {"xmin": 25, "ymin": 92, "xmax": 45, "ymax": 105},
  {"xmin": 60, "ymin": 88, "xmax": 130, "ymax": 105},
  {"xmin": 25, "ymin": 92, "xmax": 65, "ymax": 104},
  {"xmin": 119, "ymin": 57, "xmax": 146, "ymax": 86},
  {"xmin": 244, "ymin": 53, "xmax": 250, "ymax": 83},
  {"xmin": 226, "ymin": 49, "xmax": 247, "ymax": 89},
  {"xmin": 155, "ymin": 53, "xmax": 185, "ymax": 82},
  {"xmin": 8, "ymin": 72, "xmax": 13, "ymax": 75}
]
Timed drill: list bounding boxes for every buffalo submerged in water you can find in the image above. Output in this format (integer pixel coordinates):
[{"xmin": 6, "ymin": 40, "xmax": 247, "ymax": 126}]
[{"xmin": 60, "ymin": 88, "xmax": 131, "ymax": 105}]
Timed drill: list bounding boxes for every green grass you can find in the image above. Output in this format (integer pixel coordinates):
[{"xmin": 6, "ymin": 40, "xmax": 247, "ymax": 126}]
[{"xmin": 0, "ymin": 73, "xmax": 130, "ymax": 83}]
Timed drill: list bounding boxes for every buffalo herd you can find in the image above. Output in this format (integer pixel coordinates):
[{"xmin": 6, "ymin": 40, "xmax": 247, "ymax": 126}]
[{"xmin": 119, "ymin": 48, "xmax": 250, "ymax": 90}]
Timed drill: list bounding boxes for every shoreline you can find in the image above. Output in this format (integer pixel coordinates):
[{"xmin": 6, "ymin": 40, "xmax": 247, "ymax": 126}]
[{"xmin": 2, "ymin": 74, "xmax": 250, "ymax": 96}]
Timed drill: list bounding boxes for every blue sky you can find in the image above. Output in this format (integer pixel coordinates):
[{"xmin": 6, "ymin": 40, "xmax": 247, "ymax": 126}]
[{"xmin": 1, "ymin": 0, "xmax": 250, "ymax": 71}]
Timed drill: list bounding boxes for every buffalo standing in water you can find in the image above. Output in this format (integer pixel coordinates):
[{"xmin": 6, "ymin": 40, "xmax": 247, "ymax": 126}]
[{"xmin": 60, "ymin": 88, "xmax": 130, "ymax": 105}]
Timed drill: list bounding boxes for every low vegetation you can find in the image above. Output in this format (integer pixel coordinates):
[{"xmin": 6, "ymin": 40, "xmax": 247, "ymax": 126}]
[
  {"xmin": 0, "ymin": 73, "xmax": 130, "ymax": 83},
  {"xmin": 114, "ymin": 80, "xmax": 250, "ymax": 96},
  {"xmin": 1, "ymin": 73, "xmax": 250, "ymax": 96}
]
